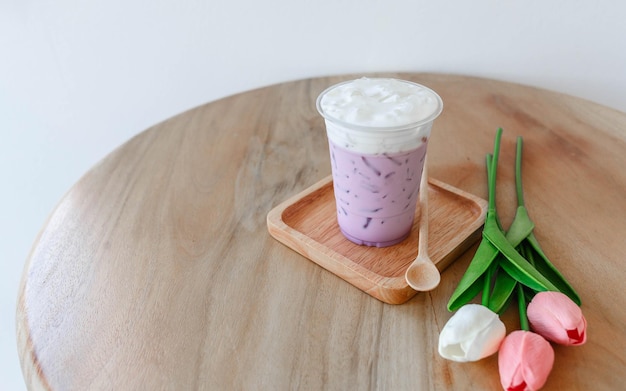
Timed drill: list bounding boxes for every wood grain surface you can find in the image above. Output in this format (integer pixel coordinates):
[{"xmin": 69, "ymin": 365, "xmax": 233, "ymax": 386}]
[{"xmin": 17, "ymin": 73, "xmax": 626, "ymax": 390}]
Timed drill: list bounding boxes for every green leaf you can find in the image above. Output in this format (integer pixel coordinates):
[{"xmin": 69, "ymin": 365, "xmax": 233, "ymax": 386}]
[
  {"xmin": 448, "ymin": 277, "xmax": 484, "ymax": 312},
  {"xmin": 523, "ymin": 234, "xmax": 581, "ymax": 305},
  {"xmin": 446, "ymin": 237, "xmax": 499, "ymax": 311},
  {"xmin": 485, "ymin": 226, "xmax": 559, "ymax": 292},
  {"xmin": 506, "ymin": 206, "xmax": 534, "ymax": 246},
  {"xmin": 488, "ymin": 260, "xmax": 517, "ymax": 314}
]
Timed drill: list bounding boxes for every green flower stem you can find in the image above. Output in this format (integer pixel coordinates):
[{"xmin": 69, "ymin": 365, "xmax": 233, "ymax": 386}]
[
  {"xmin": 487, "ymin": 131, "xmax": 501, "ymax": 214},
  {"xmin": 447, "ymin": 129, "xmax": 581, "ymax": 313},
  {"xmin": 515, "ymin": 136, "xmax": 525, "ymax": 207},
  {"xmin": 517, "ymin": 283, "xmax": 530, "ymax": 331},
  {"xmin": 446, "ymin": 129, "xmax": 504, "ymax": 311},
  {"xmin": 485, "ymin": 153, "xmax": 517, "ymax": 314},
  {"xmin": 482, "ymin": 262, "xmax": 495, "ymax": 307},
  {"xmin": 482, "ymin": 135, "xmax": 559, "ymax": 293},
  {"xmin": 448, "ymin": 129, "xmax": 556, "ymax": 311},
  {"xmin": 509, "ymin": 136, "xmax": 581, "ymax": 305}
]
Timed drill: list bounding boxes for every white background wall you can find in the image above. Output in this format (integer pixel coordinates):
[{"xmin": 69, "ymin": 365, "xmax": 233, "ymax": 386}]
[{"xmin": 2, "ymin": 0, "xmax": 625, "ymax": 388}]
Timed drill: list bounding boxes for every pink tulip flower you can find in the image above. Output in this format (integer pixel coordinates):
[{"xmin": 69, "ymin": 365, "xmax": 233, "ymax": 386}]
[
  {"xmin": 498, "ymin": 330, "xmax": 554, "ymax": 391},
  {"xmin": 527, "ymin": 291, "xmax": 587, "ymax": 346},
  {"xmin": 438, "ymin": 304, "xmax": 506, "ymax": 362}
]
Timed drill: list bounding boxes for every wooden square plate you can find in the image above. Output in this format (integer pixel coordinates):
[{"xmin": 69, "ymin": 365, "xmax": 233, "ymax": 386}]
[{"xmin": 267, "ymin": 175, "xmax": 487, "ymax": 304}]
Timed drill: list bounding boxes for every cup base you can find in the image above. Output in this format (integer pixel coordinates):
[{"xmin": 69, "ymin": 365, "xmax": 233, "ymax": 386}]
[{"xmin": 339, "ymin": 228, "xmax": 410, "ymax": 248}]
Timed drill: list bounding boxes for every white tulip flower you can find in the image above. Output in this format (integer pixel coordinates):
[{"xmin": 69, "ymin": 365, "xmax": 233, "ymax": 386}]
[{"xmin": 438, "ymin": 304, "xmax": 506, "ymax": 362}]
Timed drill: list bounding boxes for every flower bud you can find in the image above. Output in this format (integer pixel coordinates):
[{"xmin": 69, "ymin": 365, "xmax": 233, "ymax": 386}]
[
  {"xmin": 438, "ymin": 304, "xmax": 506, "ymax": 362},
  {"xmin": 527, "ymin": 291, "xmax": 587, "ymax": 346},
  {"xmin": 498, "ymin": 330, "xmax": 554, "ymax": 391}
]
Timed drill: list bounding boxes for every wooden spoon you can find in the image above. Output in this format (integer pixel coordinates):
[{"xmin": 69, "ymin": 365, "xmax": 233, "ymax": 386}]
[{"xmin": 405, "ymin": 157, "xmax": 441, "ymax": 291}]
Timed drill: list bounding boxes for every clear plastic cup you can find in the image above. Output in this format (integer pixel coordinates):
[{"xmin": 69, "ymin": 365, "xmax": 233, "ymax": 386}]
[{"xmin": 316, "ymin": 77, "xmax": 443, "ymax": 247}]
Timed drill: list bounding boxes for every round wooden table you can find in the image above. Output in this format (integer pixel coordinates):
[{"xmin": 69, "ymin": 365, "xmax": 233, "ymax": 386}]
[{"xmin": 17, "ymin": 74, "xmax": 626, "ymax": 390}]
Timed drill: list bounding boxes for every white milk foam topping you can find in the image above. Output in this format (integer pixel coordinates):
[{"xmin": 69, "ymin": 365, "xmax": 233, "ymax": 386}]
[{"xmin": 317, "ymin": 78, "xmax": 443, "ymax": 154}]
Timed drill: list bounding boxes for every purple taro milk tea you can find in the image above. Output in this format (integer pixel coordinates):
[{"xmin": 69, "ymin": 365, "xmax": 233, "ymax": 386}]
[{"xmin": 317, "ymin": 78, "xmax": 443, "ymax": 247}]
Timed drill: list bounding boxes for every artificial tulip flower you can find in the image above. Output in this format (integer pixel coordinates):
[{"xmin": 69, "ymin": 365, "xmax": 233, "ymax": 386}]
[
  {"xmin": 438, "ymin": 304, "xmax": 506, "ymax": 362},
  {"xmin": 527, "ymin": 291, "xmax": 587, "ymax": 346},
  {"xmin": 498, "ymin": 330, "xmax": 554, "ymax": 391}
]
